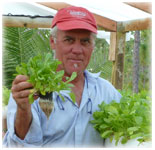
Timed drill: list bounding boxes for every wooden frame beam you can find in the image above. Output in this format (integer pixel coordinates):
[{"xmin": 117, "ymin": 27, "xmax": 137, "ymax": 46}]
[
  {"xmin": 124, "ymin": 2, "xmax": 152, "ymax": 14},
  {"xmin": 3, "ymin": 16, "xmax": 53, "ymax": 28},
  {"xmin": 93, "ymin": 14, "xmax": 116, "ymax": 31},
  {"xmin": 38, "ymin": 2, "xmax": 117, "ymax": 32},
  {"xmin": 117, "ymin": 17, "xmax": 152, "ymax": 32}
]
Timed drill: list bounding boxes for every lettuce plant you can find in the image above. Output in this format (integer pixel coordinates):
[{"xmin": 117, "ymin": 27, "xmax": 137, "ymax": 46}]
[
  {"xmin": 90, "ymin": 90, "xmax": 151, "ymax": 146},
  {"xmin": 15, "ymin": 53, "xmax": 77, "ymax": 118}
]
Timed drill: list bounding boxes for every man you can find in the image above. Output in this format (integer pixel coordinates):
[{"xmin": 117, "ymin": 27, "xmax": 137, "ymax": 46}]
[{"xmin": 3, "ymin": 6, "xmax": 121, "ymax": 147}]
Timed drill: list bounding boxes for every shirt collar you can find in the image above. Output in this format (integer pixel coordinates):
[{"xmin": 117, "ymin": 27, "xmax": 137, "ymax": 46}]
[
  {"xmin": 57, "ymin": 70, "xmax": 101, "ymax": 101},
  {"xmin": 84, "ymin": 70, "xmax": 101, "ymax": 79},
  {"xmin": 84, "ymin": 70, "xmax": 101, "ymax": 86}
]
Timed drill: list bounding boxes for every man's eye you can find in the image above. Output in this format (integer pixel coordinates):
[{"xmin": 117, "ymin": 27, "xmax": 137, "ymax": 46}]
[
  {"xmin": 81, "ymin": 39, "xmax": 91, "ymax": 45},
  {"xmin": 64, "ymin": 38, "xmax": 74, "ymax": 43}
]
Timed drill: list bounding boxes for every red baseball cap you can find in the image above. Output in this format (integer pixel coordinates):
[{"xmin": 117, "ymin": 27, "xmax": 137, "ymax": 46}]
[{"xmin": 51, "ymin": 6, "xmax": 97, "ymax": 34}]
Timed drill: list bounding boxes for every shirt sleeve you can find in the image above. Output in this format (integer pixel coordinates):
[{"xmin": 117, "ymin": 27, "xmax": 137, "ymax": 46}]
[{"xmin": 3, "ymin": 94, "xmax": 43, "ymax": 147}]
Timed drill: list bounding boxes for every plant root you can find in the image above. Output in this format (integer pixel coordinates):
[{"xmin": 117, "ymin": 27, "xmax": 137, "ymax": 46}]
[{"xmin": 39, "ymin": 99, "xmax": 54, "ymax": 119}]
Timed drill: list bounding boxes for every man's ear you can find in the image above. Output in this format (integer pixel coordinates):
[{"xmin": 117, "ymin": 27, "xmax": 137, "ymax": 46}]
[{"xmin": 50, "ymin": 36, "xmax": 56, "ymax": 50}]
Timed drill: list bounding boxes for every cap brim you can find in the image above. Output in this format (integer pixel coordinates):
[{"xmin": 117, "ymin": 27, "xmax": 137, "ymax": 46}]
[{"xmin": 56, "ymin": 20, "xmax": 97, "ymax": 34}]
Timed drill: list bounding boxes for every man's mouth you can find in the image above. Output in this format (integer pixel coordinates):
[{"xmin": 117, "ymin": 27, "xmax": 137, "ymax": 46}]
[{"xmin": 68, "ymin": 58, "xmax": 83, "ymax": 63}]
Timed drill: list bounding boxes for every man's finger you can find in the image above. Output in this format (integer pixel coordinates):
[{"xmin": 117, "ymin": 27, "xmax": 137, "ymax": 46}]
[
  {"xmin": 13, "ymin": 75, "xmax": 29, "ymax": 85},
  {"xmin": 12, "ymin": 82, "xmax": 33, "ymax": 92}
]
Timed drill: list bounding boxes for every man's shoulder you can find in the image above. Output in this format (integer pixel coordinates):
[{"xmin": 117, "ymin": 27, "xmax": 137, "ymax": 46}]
[
  {"xmin": 97, "ymin": 76, "xmax": 114, "ymax": 88},
  {"xmin": 85, "ymin": 70, "xmax": 121, "ymax": 103}
]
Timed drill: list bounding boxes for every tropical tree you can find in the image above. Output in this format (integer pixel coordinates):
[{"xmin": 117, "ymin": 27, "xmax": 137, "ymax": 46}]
[
  {"xmin": 133, "ymin": 31, "xmax": 140, "ymax": 93},
  {"xmin": 139, "ymin": 30, "xmax": 151, "ymax": 90},
  {"xmin": 123, "ymin": 33, "xmax": 134, "ymax": 90},
  {"xmin": 3, "ymin": 27, "xmax": 52, "ymax": 89},
  {"xmin": 124, "ymin": 30, "xmax": 151, "ymax": 91}
]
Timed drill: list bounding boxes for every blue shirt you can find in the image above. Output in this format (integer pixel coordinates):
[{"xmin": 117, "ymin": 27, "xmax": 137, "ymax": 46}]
[{"xmin": 3, "ymin": 70, "xmax": 121, "ymax": 148}]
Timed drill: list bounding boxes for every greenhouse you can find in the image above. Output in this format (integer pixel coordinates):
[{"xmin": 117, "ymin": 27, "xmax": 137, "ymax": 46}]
[{"xmin": 2, "ymin": 1, "xmax": 152, "ymax": 148}]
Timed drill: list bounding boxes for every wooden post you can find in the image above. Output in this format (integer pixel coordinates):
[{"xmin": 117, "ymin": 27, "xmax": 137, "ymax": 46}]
[{"xmin": 110, "ymin": 32, "xmax": 126, "ymax": 89}]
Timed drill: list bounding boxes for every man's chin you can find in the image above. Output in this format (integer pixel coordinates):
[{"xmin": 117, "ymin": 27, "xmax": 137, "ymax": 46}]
[{"xmin": 65, "ymin": 68, "xmax": 79, "ymax": 76}]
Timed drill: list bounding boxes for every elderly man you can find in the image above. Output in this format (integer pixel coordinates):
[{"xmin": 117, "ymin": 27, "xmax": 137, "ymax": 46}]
[{"xmin": 3, "ymin": 6, "xmax": 121, "ymax": 147}]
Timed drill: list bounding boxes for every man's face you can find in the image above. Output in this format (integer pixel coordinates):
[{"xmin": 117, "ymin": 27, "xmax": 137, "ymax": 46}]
[{"xmin": 51, "ymin": 29, "xmax": 95, "ymax": 76}]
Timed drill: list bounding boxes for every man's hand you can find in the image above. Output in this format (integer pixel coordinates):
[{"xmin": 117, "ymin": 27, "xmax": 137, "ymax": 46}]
[
  {"xmin": 11, "ymin": 75, "xmax": 38, "ymax": 139},
  {"xmin": 11, "ymin": 75, "xmax": 38, "ymax": 110}
]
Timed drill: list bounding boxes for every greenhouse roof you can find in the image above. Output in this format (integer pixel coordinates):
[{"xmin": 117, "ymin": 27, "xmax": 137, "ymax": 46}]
[
  {"xmin": 3, "ymin": 1, "xmax": 152, "ymax": 31},
  {"xmin": 3, "ymin": 2, "xmax": 56, "ymax": 17},
  {"xmin": 63, "ymin": 0, "xmax": 151, "ymax": 22}
]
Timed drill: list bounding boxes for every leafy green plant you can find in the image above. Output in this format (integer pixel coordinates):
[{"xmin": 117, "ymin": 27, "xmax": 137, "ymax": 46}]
[
  {"xmin": 2, "ymin": 86, "xmax": 11, "ymax": 106},
  {"xmin": 15, "ymin": 52, "xmax": 77, "ymax": 104},
  {"xmin": 3, "ymin": 27, "xmax": 51, "ymax": 89},
  {"xmin": 90, "ymin": 90, "xmax": 151, "ymax": 146}
]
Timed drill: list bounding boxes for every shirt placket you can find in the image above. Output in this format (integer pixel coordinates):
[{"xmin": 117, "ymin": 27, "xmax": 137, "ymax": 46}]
[
  {"xmin": 74, "ymin": 109, "xmax": 82, "ymax": 147},
  {"xmin": 74, "ymin": 78, "xmax": 89, "ymax": 147}
]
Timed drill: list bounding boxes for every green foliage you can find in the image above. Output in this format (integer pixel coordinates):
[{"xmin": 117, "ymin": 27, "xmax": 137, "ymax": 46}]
[
  {"xmin": 3, "ymin": 27, "xmax": 52, "ymax": 89},
  {"xmin": 15, "ymin": 53, "xmax": 77, "ymax": 104},
  {"xmin": 2, "ymin": 86, "xmax": 11, "ymax": 106},
  {"xmin": 123, "ymin": 35, "xmax": 134, "ymax": 90},
  {"xmin": 88, "ymin": 38, "xmax": 112, "ymax": 81},
  {"xmin": 3, "ymin": 27, "xmax": 151, "ymax": 95},
  {"xmin": 124, "ymin": 30, "xmax": 151, "ymax": 91},
  {"xmin": 139, "ymin": 30, "xmax": 151, "ymax": 90},
  {"xmin": 90, "ymin": 90, "xmax": 152, "ymax": 145}
]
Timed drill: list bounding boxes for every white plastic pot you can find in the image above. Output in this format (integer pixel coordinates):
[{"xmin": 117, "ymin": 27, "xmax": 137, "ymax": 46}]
[{"xmin": 105, "ymin": 137, "xmax": 152, "ymax": 148}]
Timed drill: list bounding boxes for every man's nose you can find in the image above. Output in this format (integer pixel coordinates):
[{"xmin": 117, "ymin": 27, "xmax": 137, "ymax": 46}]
[{"xmin": 71, "ymin": 42, "xmax": 83, "ymax": 54}]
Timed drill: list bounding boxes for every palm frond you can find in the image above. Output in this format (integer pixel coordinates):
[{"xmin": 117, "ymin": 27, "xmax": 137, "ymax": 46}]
[{"xmin": 3, "ymin": 27, "xmax": 52, "ymax": 88}]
